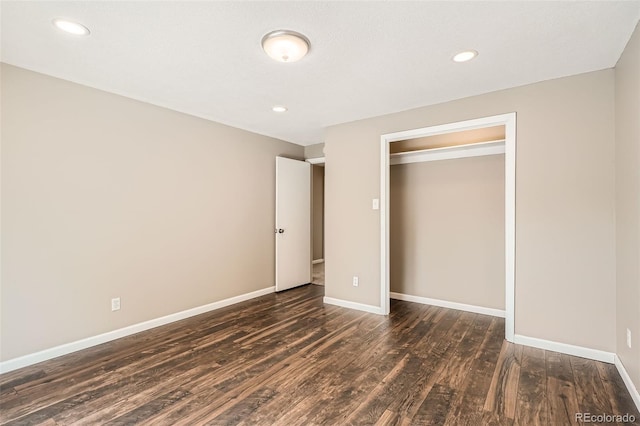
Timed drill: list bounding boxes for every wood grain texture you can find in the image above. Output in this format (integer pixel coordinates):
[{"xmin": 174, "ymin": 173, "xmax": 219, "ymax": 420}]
[
  {"xmin": 1, "ymin": 284, "xmax": 638, "ymax": 425},
  {"xmin": 546, "ymin": 351, "xmax": 584, "ymax": 426},
  {"xmin": 514, "ymin": 346, "xmax": 548, "ymax": 426},
  {"xmin": 483, "ymin": 341, "xmax": 522, "ymax": 422}
]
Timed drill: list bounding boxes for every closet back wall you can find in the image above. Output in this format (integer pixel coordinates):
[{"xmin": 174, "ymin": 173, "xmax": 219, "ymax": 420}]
[{"xmin": 390, "ymin": 154, "xmax": 505, "ymax": 310}]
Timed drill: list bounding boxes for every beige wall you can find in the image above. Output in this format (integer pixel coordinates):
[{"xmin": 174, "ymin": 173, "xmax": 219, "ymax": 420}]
[
  {"xmin": 615, "ymin": 22, "xmax": 640, "ymax": 394},
  {"xmin": 390, "ymin": 155, "xmax": 505, "ymax": 310},
  {"xmin": 0, "ymin": 64, "xmax": 303, "ymax": 361},
  {"xmin": 304, "ymin": 143, "xmax": 325, "ymax": 159},
  {"xmin": 312, "ymin": 165, "xmax": 324, "ymax": 260},
  {"xmin": 325, "ymin": 69, "xmax": 616, "ymax": 352}
]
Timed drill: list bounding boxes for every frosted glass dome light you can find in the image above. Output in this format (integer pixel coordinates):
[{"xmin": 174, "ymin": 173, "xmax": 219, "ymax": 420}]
[{"xmin": 262, "ymin": 30, "xmax": 310, "ymax": 63}]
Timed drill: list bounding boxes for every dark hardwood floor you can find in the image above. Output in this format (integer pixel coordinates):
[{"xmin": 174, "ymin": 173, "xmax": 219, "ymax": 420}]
[{"xmin": 1, "ymin": 284, "xmax": 638, "ymax": 425}]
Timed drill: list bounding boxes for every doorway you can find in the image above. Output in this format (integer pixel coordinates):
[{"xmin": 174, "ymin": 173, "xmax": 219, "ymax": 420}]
[
  {"xmin": 310, "ymin": 162, "xmax": 325, "ymax": 285},
  {"xmin": 380, "ymin": 113, "xmax": 516, "ymax": 342}
]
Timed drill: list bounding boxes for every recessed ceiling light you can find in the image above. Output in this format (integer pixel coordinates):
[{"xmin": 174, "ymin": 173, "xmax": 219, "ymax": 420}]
[
  {"xmin": 52, "ymin": 18, "xmax": 90, "ymax": 36},
  {"xmin": 452, "ymin": 50, "xmax": 478, "ymax": 63},
  {"xmin": 272, "ymin": 105, "xmax": 288, "ymax": 113},
  {"xmin": 262, "ymin": 30, "xmax": 310, "ymax": 63}
]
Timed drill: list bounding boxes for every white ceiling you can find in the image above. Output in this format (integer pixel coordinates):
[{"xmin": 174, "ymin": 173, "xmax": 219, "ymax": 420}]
[{"xmin": 2, "ymin": 1, "xmax": 639, "ymax": 146}]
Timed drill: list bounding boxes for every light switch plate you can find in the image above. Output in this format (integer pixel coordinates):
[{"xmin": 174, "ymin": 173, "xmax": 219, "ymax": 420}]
[{"xmin": 111, "ymin": 297, "xmax": 121, "ymax": 311}]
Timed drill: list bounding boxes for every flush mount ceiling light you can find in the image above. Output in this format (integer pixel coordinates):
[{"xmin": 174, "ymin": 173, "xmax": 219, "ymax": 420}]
[
  {"xmin": 452, "ymin": 50, "xmax": 478, "ymax": 63},
  {"xmin": 52, "ymin": 18, "xmax": 90, "ymax": 36},
  {"xmin": 262, "ymin": 30, "xmax": 310, "ymax": 63},
  {"xmin": 272, "ymin": 105, "xmax": 288, "ymax": 113}
]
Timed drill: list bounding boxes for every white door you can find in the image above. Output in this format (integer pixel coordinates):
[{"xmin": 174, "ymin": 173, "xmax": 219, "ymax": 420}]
[{"xmin": 276, "ymin": 157, "xmax": 311, "ymax": 291}]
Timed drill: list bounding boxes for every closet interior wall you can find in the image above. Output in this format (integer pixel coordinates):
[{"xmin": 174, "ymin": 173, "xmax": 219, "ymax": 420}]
[{"xmin": 389, "ymin": 127, "xmax": 506, "ymax": 311}]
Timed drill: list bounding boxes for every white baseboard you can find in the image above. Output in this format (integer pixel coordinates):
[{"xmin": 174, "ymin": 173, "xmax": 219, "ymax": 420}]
[
  {"xmin": 312, "ymin": 259, "xmax": 324, "ymax": 265},
  {"xmin": 323, "ymin": 296, "xmax": 384, "ymax": 315},
  {"xmin": 389, "ymin": 292, "xmax": 505, "ymax": 318},
  {"xmin": 513, "ymin": 334, "xmax": 615, "ymax": 364},
  {"xmin": 0, "ymin": 286, "xmax": 275, "ymax": 374},
  {"xmin": 615, "ymin": 355, "xmax": 640, "ymax": 412}
]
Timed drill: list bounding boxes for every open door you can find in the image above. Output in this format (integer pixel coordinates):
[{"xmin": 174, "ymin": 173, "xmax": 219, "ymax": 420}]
[{"xmin": 276, "ymin": 157, "xmax": 311, "ymax": 291}]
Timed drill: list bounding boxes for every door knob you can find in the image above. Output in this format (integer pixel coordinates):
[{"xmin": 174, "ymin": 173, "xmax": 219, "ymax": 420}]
[{"xmin": 278, "ymin": 228, "xmax": 285, "ymax": 234}]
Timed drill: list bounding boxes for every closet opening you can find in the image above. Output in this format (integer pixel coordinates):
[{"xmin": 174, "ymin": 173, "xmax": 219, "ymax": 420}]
[{"xmin": 380, "ymin": 113, "xmax": 516, "ymax": 342}]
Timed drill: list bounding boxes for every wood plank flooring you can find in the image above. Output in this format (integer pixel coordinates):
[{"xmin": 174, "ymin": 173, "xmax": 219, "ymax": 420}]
[
  {"xmin": 1, "ymin": 284, "xmax": 638, "ymax": 425},
  {"xmin": 312, "ymin": 262, "xmax": 324, "ymax": 286}
]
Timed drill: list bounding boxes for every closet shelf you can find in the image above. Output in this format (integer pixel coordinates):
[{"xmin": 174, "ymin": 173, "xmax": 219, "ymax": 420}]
[{"xmin": 390, "ymin": 139, "xmax": 505, "ymax": 165}]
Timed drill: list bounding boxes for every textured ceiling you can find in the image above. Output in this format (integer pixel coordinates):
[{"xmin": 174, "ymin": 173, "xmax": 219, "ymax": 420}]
[{"xmin": 2, "ymin": 1, "xmax": 639, "ymax": 146}]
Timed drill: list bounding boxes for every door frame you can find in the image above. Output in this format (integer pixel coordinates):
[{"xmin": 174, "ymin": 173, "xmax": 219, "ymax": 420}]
[{"xmin": 380, "ymin": 112, "xmax": 516, "ymax": 342}]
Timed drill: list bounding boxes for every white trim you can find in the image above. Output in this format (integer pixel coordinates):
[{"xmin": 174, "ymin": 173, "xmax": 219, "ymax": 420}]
[
  {"xmin": 513, "ymin": 334, "xmax": 615, "ymax": 364},
  {"xmin": 381, "ymin": 114, "xmax": 515, "ymax": 142},
  {"xmin": 0, "ymin": 286, "xmax": 275, "ymax": 374},
  {"xmin": 323, "ymin": 296, "xmax": 384, "ymax": 315},
  {"xmin": 312, "ymin": 259, "xmax": 324, "ymax": 264},
  {"xmin": 380, "ymin": 113, "xmax": 516, "ymax": 341},
  {"xmin": 306, "ymin": 157, "xmax": 325, "ymax": 165},
  {"xmin": 380, "ymin": 135, "xmax": 390, "ymax": 315},
  {"xmin": 389, "ymin": 140, "xmax": 505, "ymax": 165},
  {"xmin": 390, "ymin": 292, "xmax": 505, "ymax": 318},
  {"xmin": 504, "ymin": 115, "xmax": 516, "ymax": 342},
  {"xmin": 275, "ymin": 156, "xmax": 281, "ymax": 291},
  {"xmin": 615, "ymin": 355, "xmax": 640, "ymax": 412}
]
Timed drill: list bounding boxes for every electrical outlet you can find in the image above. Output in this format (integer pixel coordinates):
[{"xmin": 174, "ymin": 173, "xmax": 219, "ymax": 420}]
[
  {"xmin": 353, "ymin": 276, "xmax": 359, "ymax": 287},
  {"xmin": 627, "ymin": 328, "xmax": 632, "ymax": 349},
  {"xmin": 111, "ymin": 297, "xmax": 121, "ymax": 311}
]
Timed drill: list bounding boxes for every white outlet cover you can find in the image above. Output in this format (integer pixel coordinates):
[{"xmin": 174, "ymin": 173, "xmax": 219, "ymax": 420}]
[{"xmin": 372, "ymin": 199, "xmax": 380, "ymax": 210}]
